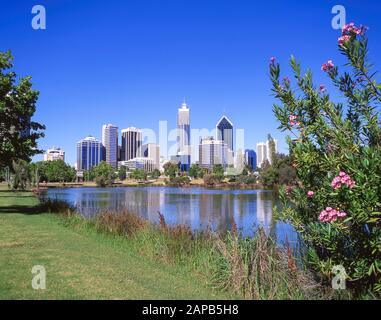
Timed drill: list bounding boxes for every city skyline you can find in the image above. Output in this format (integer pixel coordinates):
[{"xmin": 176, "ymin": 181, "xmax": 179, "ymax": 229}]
[{"xmin": 5, "ymin": 1, "xmax": 380, "ymax": 165}]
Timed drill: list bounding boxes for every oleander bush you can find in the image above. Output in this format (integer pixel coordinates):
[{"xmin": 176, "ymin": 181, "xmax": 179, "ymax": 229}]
[{"xmin": 270, "ymin": 23, "xmax": 381, "ymax": 295}]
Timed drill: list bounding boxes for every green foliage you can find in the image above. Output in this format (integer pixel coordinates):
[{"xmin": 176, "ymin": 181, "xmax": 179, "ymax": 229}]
[
  {"xmin": 0, "ymin": 51, "xmax": 45, "ymax": 168},
  {"xmin": 166, "ymin": 175, "xmax": 191, "ymax": 187},
  {"xmin": 30, "ymin": 160, "xmax": 75, "ymax": 183},
  {"xmin": 163, "ymin": 162, "xmax": 179, "ymax": 179},
  {"xmin": 203, "ymin": 174, "xmax": 223, "ymax": 186},
  {"xmin": 117, "ymin": 166, "xmax": 127, "ymax": 181},
  {"xmin": 259, "ymin": 155, "xmax": 296, "ymax": 187},
  {"xmin": 130, "ymin": 169, "xmax": 147, "ymax": 181},
  {"xmin": 92, "ymin": 161, "xmax": 116, "ymax": 187},
  {"xmin": 189, "ymin": 164, "xmax": 203, "ymax": 179},
  {"xmin": 270, "ymin": 25, "xmax": 381, "ymax": 295},
  {"xmin": 212, "ymin": 164, "xmax": 225, "ymax": 177},
  {"xmin": 11, "ymin": 159, "xmax": 30, "ymax": 190},
  {"xmin": 150, "ymin": 169, "xmax": 161, "ymax": 179}
]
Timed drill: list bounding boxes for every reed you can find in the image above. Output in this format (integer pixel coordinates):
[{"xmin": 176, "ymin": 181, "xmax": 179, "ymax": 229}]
[{"xmin": 57, "ymin": 207, "xmax": 326, "ymax": 299}]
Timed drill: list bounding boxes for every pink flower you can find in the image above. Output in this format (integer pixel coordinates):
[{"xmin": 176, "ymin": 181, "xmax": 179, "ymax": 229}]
[
  {"xmin": 338, "ymin": 35, "xmax": 351, "ymax": 46},
  {"xmin": 270, "ymin": 57, "xmax": 276, "ymax": 65},
  {"xmin": 307, "ymin": 191, "xmax": 315, "ymax": 198},
  {"xmin": 319, "ymin": 85, "xmax": 326, "ymax": 93},
  {"xmin": 319, "ymin": 207, "xmax": 347, "ymax": 223},
  {"xmin": 342, "ymin": 23, "xmax": 368, "ymax": 37},
  {"xmin": 321, "ymin": 60, "xmax": 334, "ymax": 72},
  {"xmin": 331, "ymin": 171, "xmax": 356, "ymax": 190},
  {"xmin": 337, "ymin": 211, "xmax": 347, "ymax": 218},
  {"xmin": 289, "ymin": 115, "xmax": 300, "ymax": 126}
]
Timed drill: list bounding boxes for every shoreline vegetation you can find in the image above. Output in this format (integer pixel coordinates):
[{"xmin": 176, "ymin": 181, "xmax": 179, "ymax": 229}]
[
  {"xmin": 0, "ymin": 184, "xmax": 332, "ymax": 300},
  {"xmin": 33, "ymin": 179, "xmax": 271, "ymax": 190}
]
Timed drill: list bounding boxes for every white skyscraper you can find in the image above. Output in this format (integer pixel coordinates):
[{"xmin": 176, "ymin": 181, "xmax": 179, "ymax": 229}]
[
  {"xmin": 199, "ymin": 137, "xmax": 228, "ymax": 170},
  {"xmin": 102, "ymin": 124, "xmax": 118, "ymax": 168},
  {"xmin": 256, "ymin": 142, "xmax": 267, "ymax": 168},
  {"xmin": 142, "ymin": 143, "xmax": 160, "ymax": 170},
  {"xmin": 256, "ymin": 138, "xmax": 278, "ymax": 168},
  {"xmin": 176, "ymin": 100, "xmax": 191, "ymax": 171},
  {"xmin": 177, "ymin": 101, "xmax": 191, "ymax": 155}
]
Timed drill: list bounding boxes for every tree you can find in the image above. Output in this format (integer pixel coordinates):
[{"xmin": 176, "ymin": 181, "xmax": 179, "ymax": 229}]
[
  {"xmin": 212, "ymin": 164, "xmax": 225, "ymax": 177},
  {"xmin": 270, "ymin": 23, "xmax": 381, "ymax": 295},
  {"xmin": 11, "ymin": 159, "xmax": 30, "ymax": 190},
  {"xmin": 150, "ymin": 169, "xmax": 161, "ymax": 179},
  {"xmin": 118, "ymin": 165, "xmax": 127, "ymax": 181},
  {"xmin": 0, "ymin": 51, "xmax": 45, "ymax": 169},
  {"xmin": 130, "ymin": 169, "xmax": 147, "ymax": 182},
  {"xmin": 30, "ymin": 160, "xmax": 75, "ymax": 183},
  {"xmin": 92, "ymin": 161, "xmax": 116, "ymax": 187},
  {"xmin": 189, "ymin": 164, "xmax": 202, "ymax": 179},
  {"xmin": 163, "ymin": 162, "xmax": 179, "ymax": 179}
]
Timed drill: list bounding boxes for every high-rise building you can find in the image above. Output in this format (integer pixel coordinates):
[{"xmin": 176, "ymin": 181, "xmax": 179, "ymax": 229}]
[
  {"xmin": 44, "ymin": 147, "xmax": 65, "ymax": 162},
  {"xmin": 142, "ymin": 143, "xmax": 160, "ymax": 170},
  {"xmin": 245, "ymin": 149, "xmax": 257, "ymax": 171},
  {"xmin": 216, "ymin": 115, "xmax": 234, "ymax": 154},
  {"xmin": 256, "ymin": 138, "xmax": 278, "ymax": 168},
  {"xmin": 177, "ymin": 101, "xmax": 190, "ymax": 154},
  {"xmin": 121, "ymin": 127, "xmax": 142, "ymax": 161},
  {"xmin": 256, "ymin": 142, "xmax": 267, "ymax": 168},
  {"xmin": 199, "ymin": 136, "xmax": 227, "ymax": 170},
  {"xmin": 102, "ymin": 124, "xmax": 118, "ymax": 168},
  {"xmin": 76, "ymin": 136, "xmax": 103, "ymax": 171},
  {"xmin": 177, "ymin": 101, "xmax": 191, "ymax": 170}
]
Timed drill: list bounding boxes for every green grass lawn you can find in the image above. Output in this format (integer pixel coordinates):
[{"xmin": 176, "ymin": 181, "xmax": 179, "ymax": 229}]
[{"xmin": 0, "ymin": 185, "xmax": 233, "ymax": 300}]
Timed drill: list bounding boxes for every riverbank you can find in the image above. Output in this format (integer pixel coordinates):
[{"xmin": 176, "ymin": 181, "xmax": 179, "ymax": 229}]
[
  {"xmin": 33, "ymin": 179, "xmax": 268, "ymax": 190},
  {"xmin": 0, "ymin": 186, "xmax": 326, "ymax": 300},
  {"xmin": 0, "ymin": 186, "xmax": 235, "ymax": 299}
]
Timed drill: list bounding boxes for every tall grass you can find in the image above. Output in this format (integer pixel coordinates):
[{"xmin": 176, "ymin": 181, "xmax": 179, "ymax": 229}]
[{"xmin": 42, "ymin": 200, "xmax": 326, "ymax": 299}]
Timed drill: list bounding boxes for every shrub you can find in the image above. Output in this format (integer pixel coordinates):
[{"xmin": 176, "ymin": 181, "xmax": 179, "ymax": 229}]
[{"xmin": 270, "ymin": 23, "xmax": 381, "ymax": 295}]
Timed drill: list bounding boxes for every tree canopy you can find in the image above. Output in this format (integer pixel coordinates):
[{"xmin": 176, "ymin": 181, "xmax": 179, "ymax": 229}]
[{"xmin": 0, "ymin": 51, "xmax": 45, "ymax": 169}]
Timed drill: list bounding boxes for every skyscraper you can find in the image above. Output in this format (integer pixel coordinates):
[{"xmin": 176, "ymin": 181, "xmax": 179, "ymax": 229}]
[
  {"xmin": 76, "ymin": 136, "xmax": 102, "ymax": 171},
  {"xmin": 121, "ymin": 127, "xmax": 142, "ymax": 161},
  {"xmin": 244, "ymin": 149, "xmax": 257, "ymax": 171},
  {"xmin": 142, "ymin": 143, "xmax": 160, "ymax": 170},
  {"xmin": 177, "ymin": 101, "xmax": 190, "ymax": 154},
  {"xmin": 256, "ymin": 142, "xmax": 267, "ymax": 168},
  {"xmin": 102, "ymin": 124, "xmax": 118, "ymax": 168},
  {"xmin": 199, "ymin": 136, "xmax": 227, "ymax": 170},
  {"xmin": 216, "ymin": 115, "xmax": 234, "ymax": 154},
  {"xmin": 176, "ymin": 101, "xmax": 191, "ymax": 171}
]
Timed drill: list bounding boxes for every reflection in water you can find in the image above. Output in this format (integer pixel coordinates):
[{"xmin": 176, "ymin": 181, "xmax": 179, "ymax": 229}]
[{"xmin": 47, "ymin": 187, "xmax": 297, "ymax": 241}]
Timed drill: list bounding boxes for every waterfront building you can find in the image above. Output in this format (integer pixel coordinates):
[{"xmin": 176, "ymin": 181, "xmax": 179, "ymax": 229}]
[
  {"xmin": 121, "ymin": 127, "xmax": 142, "ymax": 161},
  {"xmin": 142, "ymin": 143, "xmax": 160, "ymax": 170},
  {"xmin": 44, "ymin": 147, "xmax": 65, "ymax": 162},
  {"xmin": 256, "ymin": 142, "xmax": 267, "ymax": 168},
  {"xmin": 101, "ymin": 124, "xmax": 118, "ymax": 168},
  {"xmin": 177, "ymin": 101, "xmax": 191, "ymax": 171},
  {"xmin": 216, "ymin": 115, "xmax": 234, "ymax": 154},
  {"xmin": 76, "ymin": 136, "xmax": 103, "ymax": 171},
  {"xmin": 199, "ymin": 136, "xmax": 227, "ymax": 170},
  {"xmin": 119, "ymin": 157, "xmax": 155, "ymax": 172},
  {"xmin": 244, "ymin": 149, "xmax": 257, "ymax": 171}
]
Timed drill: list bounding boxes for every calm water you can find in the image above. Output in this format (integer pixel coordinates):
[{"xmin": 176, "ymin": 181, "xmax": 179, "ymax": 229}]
[{"xmin": 46, "ymin": 187, "xmax": 297, "ymax": 243}]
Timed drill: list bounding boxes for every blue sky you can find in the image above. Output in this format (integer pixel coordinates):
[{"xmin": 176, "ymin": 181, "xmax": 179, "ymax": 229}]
[{"xmin": 1, "ymin": 0, "xmax": 381, "ymax": 165}]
